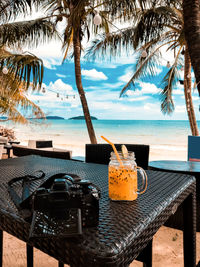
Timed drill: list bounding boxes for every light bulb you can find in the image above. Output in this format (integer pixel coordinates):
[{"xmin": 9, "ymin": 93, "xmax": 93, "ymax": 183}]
[
  {"xmin": 141, "ymin": 50, "xmax": 147, "ymax": 58},
  {"xmin": 2, "ymin": 67, "xmax": 8, "ymax": 75},
  {"xmin": 93, "ymin": 13, "xmax": 102, "ymax": 25},
  {"xmin": 167, "ymin": 61, "xmax": 171, "ymax": 68}
]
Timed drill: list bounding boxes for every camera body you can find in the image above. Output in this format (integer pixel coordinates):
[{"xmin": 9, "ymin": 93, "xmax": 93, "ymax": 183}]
[{"xmin": 33, "ymin": 175, "xmax": 100, "ymax": 228}]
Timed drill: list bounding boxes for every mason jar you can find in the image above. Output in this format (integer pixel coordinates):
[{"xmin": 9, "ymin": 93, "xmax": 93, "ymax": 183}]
[{"xmin": 108, "ymin": 151, "xmax": 147, "ymax": 201}]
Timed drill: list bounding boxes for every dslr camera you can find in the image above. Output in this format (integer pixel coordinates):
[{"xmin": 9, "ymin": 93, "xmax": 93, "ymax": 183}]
[{"xmin": 31, "ymin": 175, "xmax": 101, "ymax": 237}]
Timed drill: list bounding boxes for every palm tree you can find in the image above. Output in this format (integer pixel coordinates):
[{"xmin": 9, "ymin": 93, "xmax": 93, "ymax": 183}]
[
  {"xmin": 0, "ymin": 0, "xmax": 56, "ymax": 123},
  {"xmin": 87, "ymin": 1, "xmax": 199, "ymax": 136},
  {"xmin": 29, "ymin": 0, "xmax": 148, "ymax": 144},
  {"xmin": 183, "ymin": 0, "xmax": 200, "ymax": 96}
]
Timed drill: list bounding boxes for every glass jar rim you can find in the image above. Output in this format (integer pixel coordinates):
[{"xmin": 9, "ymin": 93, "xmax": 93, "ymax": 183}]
[{"xmin": 110, "ymin": 151, "xmax": 135, "ymax": 160}]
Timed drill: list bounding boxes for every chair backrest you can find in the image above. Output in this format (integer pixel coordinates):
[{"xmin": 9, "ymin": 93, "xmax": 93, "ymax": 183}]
[
  {"xmin": 12, "ymin": 145, "xmax": 71, "ymax": 160},
  {"xmin": 188, "ymin": 135, "xmax": 200, "ymax": 161},
  {"xmin": 85, "ymin": 144, "xmax": 150, "ymax": 169},
  {"xmin": 28, "ymin": 140, "xmax": 53, "ymax": 149}
]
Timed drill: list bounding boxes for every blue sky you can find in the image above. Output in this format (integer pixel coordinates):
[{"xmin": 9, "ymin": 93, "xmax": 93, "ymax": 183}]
[{"xmin": 26, "ymin": 41, "xmax": 200, "ymax": 120}]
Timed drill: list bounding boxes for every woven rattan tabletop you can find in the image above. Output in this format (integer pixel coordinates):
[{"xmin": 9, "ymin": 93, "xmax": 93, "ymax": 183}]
[{"xmin": 0, "ymin": 155, "xmax": 196, "ymax": 267}]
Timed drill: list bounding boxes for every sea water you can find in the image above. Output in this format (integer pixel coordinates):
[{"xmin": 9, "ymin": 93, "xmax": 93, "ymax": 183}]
[{"xmin": 0, "ymin": 119, "xmax": 194, "ymax": 160}]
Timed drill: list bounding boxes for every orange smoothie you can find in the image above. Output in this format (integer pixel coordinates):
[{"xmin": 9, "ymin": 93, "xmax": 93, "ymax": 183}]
[{"xmin": 109, "ymin": 165, "xmax": 138, "ymax": 201}]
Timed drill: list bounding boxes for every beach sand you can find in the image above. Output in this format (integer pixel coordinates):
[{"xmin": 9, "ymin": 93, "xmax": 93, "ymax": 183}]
[{"xmin": 3, "ymin": 228, "xmax": 200, "ymax": 266}]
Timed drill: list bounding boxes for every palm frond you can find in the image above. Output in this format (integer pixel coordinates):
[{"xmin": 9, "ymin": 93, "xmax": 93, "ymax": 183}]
[
  {"xmin": 62, "ymin": 28, "xmax": 73, "ymax": 62},
  {"xmin": 160, "ymin": 67, "xmax": 177, "ymax": 114},
  {"xmin": 0, "ymin": 49, "xmax": 43, "ymax": 89},
  {"xmin": 0, "ymin": 18, "xmax": 57, "ymax": 48},
  {"xmin": 0, "ymin": 78, "xmax": 45, "ymax": 124},
  {"xmin": 85, "ymin": 27, "xmax": 135, "ymax": 61},
  {"xmin": 132, "ymin": 6, "xmax": 178, "ymax": 48},
  {"xmin": 120, "ymin": 38, "xmax": 175, "ymax": 96},
  {"xmin": 160, "ymin": 47, "xmax": 182, "ymax": 114}
]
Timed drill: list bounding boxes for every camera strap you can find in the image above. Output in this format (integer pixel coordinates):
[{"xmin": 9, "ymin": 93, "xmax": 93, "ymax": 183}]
[{"xmin": 8, "ymin": 170, "xmax": 45, "ymax": 210}]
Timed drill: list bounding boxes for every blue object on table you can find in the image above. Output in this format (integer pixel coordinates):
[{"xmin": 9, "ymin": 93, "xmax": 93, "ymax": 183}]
[{"xmin": 188, "ymin": 135, "xmax": 200, "ymax": 161}]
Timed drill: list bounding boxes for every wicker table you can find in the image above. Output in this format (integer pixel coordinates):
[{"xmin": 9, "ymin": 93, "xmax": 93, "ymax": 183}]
[{"xmin": 0, "ymin": 155, "xmax": 196, "ymax": 267}]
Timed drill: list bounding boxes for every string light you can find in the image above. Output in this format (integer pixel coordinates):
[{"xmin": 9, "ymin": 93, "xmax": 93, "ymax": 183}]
[
  {"xmin": 141, "ymin": 50, "xmax": 147, "ymax": 58},
  {"xmin": 39, "ymin": 87, "xmax": 76, "ymax": 101},
  {"xmin": 167, "ymin": 61, "xmax": 171, "ymax": 68},
  {"xmin": 93, "ymin": 13, "xmax": 102, "ymax": 25},
  {"xmin": 2, "ymin": 67, "xmax": 8, "ymax": 74},
  {"xmin": 187, "ymin": 74, "xmax": 191, "ymax": 78}
]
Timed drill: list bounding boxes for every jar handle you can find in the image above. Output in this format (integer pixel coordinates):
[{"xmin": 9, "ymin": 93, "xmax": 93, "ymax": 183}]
[{"xmin": 136, "ymin": 166, "xmax": 148, "ymax": 195}]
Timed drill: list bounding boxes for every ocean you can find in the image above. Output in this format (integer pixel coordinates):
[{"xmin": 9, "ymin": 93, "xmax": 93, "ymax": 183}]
[{"xmin": 1, "ymin": 119, "xmax": 194, "ymax": 161}]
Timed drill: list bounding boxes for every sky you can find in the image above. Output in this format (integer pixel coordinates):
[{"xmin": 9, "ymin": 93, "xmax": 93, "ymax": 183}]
[{"xmin": 23, "ymin": 16, "xmax": 200, "ymax": 120}]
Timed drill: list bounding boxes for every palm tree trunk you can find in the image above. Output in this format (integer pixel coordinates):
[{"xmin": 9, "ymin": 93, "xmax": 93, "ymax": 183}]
[
  {"xmin": 183, "ymin": 0, "xmax": 200, "ymax": 95},
  {"xmin": 73, "ymin": 28, "xmax": 97, "ymax": 144},
  {"xmin": 184, "ymin": 46, "xmax": 199, "ymax": 136}
]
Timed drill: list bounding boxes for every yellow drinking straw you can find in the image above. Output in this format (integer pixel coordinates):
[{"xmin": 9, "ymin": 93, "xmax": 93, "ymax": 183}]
[{"xmin": 101, "ymin": 136, "xmax": 123, "ymax": 166}]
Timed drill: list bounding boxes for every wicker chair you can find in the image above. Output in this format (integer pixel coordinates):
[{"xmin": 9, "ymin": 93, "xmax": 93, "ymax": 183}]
[
  {"xmin": 188, "ymin": 135, "xmax": 200, "ymax": 161},
  {"xmin": 85, "ymin": 143, "xmax": 150, "ymax": 169}
]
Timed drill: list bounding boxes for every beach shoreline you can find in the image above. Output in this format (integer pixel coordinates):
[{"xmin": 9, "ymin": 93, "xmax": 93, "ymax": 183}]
[{"xmin": 7, "ymin": 119, "xmax": 189, "ymax": 162}]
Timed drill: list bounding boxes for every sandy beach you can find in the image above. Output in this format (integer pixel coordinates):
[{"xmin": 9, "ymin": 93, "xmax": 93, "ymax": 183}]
[{"xmin": 3, "ymin": 227, "xmax": 200, "ymax": 266}]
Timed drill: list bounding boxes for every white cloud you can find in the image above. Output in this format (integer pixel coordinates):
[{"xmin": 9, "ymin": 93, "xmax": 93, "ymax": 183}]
[
  {"xmin": 180, "ymin": 95, "xmax": 199, "ymax": 100},
  {"xmin": 118, "ymin": 71, "xmax": 133, "ymax": 83},
  {"xmin": 173, "ymin": 89, "xmax": 183, "ymax": 95},
  {"xmin": 193, "ymin": 96, "xmax": 199, "ymax": 101},
  {"xmin": 118, "ymin": 67, "xmax": 133, "ymax": 83},
  {"xmin": 56, "ymin": 73, "xmax": 67, "ymax": 78},
  {"xmin": 175, "ymin": 105, "xmax": 186, "ymax": 113},
  {"xmin": 102, "ymin": 82, "xmax": 123, "ymax": 89},
  {"xmin": 82, "ymin": 69, "xmax": 108, "ymax": 80},
  {"xmin": 126, "ymin": 90, "xmax": 141, "ymax": 96},
  {"xmin": 144, "ymin": 103, "xmax": 160, "ymax": 111},
  {"xmin": 48, "ymin": 79, "xmax": 73, "ymax": 92},
  {"xmin": 127, "ymin": 96, "xmax": 149, "ymax": 102},
  {"xmin": 42, "ymin": 57, "xmax": 62, "ymax": 69},
  {"xmin": 139, "ymin": 82, "xmax": 161, "ymax": 94}
]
